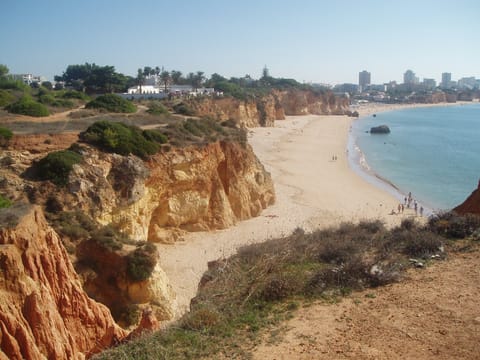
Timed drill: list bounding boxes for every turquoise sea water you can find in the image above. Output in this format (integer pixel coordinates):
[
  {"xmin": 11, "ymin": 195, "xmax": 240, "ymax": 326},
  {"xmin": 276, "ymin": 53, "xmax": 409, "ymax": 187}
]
[{"xmin": 349, "ymin": 103, "xmax": 480, "ymax": 212}]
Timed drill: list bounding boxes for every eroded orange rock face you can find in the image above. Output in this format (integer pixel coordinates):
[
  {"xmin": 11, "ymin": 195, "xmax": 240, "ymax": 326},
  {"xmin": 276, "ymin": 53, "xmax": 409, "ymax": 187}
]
[
  {"xmin": 188, "ymin": 90, "xmax": 349, "ymax": 126},
  {"xmin": 0, "ymin": 205, "xmax": 127, "ymax": 360},
  {"xmin": 454, "ymin": 180, "xmax": 480, "ymax": 215}
]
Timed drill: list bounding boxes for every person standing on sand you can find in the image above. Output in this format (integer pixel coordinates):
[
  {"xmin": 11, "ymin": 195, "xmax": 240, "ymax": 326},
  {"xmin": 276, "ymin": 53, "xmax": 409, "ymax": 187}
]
[
  {"xmin": 414, "ymin": 201, "xmax": 418, "ymax": 216},
  {"xmin": 420, "ymin": 206, "xmax": 424, "ymax": 217},
  {"xmin": 398, "ymin": 203, "xmax": 401, "ymax": 214}
]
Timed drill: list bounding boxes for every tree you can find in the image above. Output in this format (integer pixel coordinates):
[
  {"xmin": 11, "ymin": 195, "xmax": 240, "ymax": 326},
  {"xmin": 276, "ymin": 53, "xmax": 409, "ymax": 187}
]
[
  {"xmin": 171, "ymin": 70, "xmax": 183, "ymax": 84},
  {"xmin": 155, "ymin": 66, "xmax": 160, "ymax": 76},
  {"xmin": 160, "ymin": 71, "xmax": 170, "ymax": 92},
  {"xmin": 41, "ymin": 81, "xmax": 53, "ymax": 90},
  {"xmin": 143, "ymin": 66, "xmax": 153, "ymax": 77},
  {"xmin": 0, "ymin": 64, "xmax": 8, "ymax": 78},
  {"xmin": 192, "ymin": 71, "xmax": 205, "ymax": 90},
  {"xmin": 55, "ymin": 63, "xmax": 127, "ymax": 94},
  {"xmin": 136, "ymin": 68, "xmax": 145, "ymax": 93}
]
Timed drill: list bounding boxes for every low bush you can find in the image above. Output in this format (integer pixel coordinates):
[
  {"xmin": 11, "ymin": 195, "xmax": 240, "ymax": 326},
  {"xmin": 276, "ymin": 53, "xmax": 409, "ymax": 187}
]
[
  {"xmin": 0, "ymin": 194, "xmax": 12, "ymax": 209},
  {"xmin": 0, "ymin": 89, "xmax": 15, "ymax": 107},
  {"xmin": 5, "ymin": 96, "xmax": 50, "ymax": 117},
  {"xmin": 85, "ymin": 94, "xmax": 136, "ymax": 113},
  {"xmin": 0, "ymin": 126, "xmax": 13, "ymax": 147},
  {"xmin": 172, "ymin": 102, "xmax": 195, "ymax": 116},
  {"xmin": 142, "ymin": 129, "xmax": 168, "ymax": 144},
  {"xmin": 126, "ymin": 243, "xmax": 158, "ymax": 282},
  {"xmin": 428, "ymin": 211, "xmax": 480, "ymax": 239},
  {"xmin": 39, "ymin": 93, "xmax": 74, "ymax": 108},
  {"xmin": 147, "ymin": 101, "xmax": 169, "ymax": 115},
  {"xmin": 79, "ymin": 121, "xmax": 164, "ymax": 158},
  {"xmin": 36, "ymin": 150, "xmax": 82, "ymax": 186},
  {"xmin": 61, "ymin": 90, "xmax": 90, "ymax": 101},
  {"xmin": 90, "ymin": 225, "xmax": 124, "ymax": 251}
]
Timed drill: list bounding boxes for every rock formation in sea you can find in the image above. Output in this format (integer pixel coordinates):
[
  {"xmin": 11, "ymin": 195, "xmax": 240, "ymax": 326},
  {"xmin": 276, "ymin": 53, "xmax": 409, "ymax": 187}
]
[
  {"xmin": 453, "ymin": 180, "xmax": 480, "ymax": 215},
  {"xmin": 370, "ymin": 125, "xmax": 391, "ymax": 134}
]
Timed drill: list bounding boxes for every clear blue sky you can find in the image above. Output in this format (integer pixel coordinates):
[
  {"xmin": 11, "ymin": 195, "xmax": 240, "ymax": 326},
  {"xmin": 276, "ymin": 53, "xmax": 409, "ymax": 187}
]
[{"xmin": 2, "ymin": 0, "xmax": 479, "ymax": 84}]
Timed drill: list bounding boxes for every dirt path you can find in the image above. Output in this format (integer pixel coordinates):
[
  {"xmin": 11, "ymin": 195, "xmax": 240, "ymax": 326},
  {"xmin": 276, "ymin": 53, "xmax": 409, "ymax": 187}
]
[{"xmin": 252, "ymin": 246, "xmax": 480, "ymax": 360}]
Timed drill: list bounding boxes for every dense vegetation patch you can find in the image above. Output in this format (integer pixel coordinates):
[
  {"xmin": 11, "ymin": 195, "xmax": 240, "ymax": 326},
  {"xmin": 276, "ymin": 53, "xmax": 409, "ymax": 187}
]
[
  {"xmin": 96, "ymin": 215, "xmax": 480, "ymax": 360},
  {"xmin": 0, "ymin": 89, "xmax": 15, "ymax": 107},
  {"xmin": 0, "ymin": 126, "xmax": 13, "ymax": 147},
  {"xmin": 0, "ymin": 194, "xmax": 12, "ymax": 209},
  {"xmin": 79, "ymin": 121, "xmax": 166, "ymax": 158},
  {"xmin": 86, "ymin": 94, "xmax": 136, "ymax": 113},
  {"xmin": 163, "ymin": 117, "xmax": 246, "ymax": 147},
  {"xmin": 146, "ymin": 101, "xmax": 169, "ymax": 115},
  {"xmin": 5, "ymin": 96, "xmax": 50, "ymax": 117},
  {"xmin": 172, "ymin": 102, "xmax": 195, "ymax": 116},
  {"xmin": 35, "ymin": 150, "xmax": 82, "ymax": 186},
  {"xmin": 126, "ymin": 243, "xmax": 159, "ymax": 281}
]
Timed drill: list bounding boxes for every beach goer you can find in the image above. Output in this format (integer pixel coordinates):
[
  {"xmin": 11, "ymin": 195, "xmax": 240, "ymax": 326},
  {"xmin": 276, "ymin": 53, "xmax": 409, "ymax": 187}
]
[
  {"xmin": 420, "ymin": 206, "xmax": 424, "ymax": 217},
  {"xmin": 398, "ymin": 204, "xmax": 401, "ymax": 213},
  {"xmin": 414, "ymin": 202, "xmax": 418, "ymax": 215},
  {"xmin": 401, "ymin": 204, "xmax": 404, "ymax": 213},
  {"xmin": 404, "ymin": 196, "xmax": 407, "ymax": 205}
]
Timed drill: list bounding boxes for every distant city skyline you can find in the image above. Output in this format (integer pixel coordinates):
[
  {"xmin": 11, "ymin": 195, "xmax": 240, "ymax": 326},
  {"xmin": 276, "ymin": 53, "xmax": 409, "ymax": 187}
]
[{"xmin": 1, "ymin": 0, "xmax": 479, "ymax": 84}]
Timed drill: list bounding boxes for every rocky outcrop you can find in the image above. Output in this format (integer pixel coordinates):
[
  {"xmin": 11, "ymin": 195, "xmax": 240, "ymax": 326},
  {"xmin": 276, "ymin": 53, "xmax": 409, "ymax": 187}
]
[
  {"xmin": 0, "ymin": 204, "xmax": 127, "ymax": 359},
  {"xmin": 187, "ymin": 95, "xmax": 283, "ymax": 127},
  {"xmin": 61, "ymin": 141, "xmax": 275, "ymax": 244},
  {"xmin": 277, "ymin": 90, "xmax": 350, "ymax": 116},
  {"xmin": 188, "ymin": 90, "xmax": 349, "ymax": 128},
  {"xmin": 453, "ymin": 180, "xmax": 480, "ymax": 215},
  {"xmin": 370, "ymin": 125, "xmax": 391, "ymax": 134}
]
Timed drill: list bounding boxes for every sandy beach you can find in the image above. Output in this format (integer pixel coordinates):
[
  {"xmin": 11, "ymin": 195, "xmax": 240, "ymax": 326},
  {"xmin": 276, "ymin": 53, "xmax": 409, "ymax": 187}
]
[{"xmin": 158, "ymin": 108, "xmax": 423, "ymax": 318}]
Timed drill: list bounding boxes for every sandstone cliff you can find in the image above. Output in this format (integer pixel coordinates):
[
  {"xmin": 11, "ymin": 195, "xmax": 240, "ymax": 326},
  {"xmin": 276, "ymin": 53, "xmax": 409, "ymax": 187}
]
[
  {"xmin": 453, "ymin": 180, "xmax": 480, "ymax": 215},
  {"xmin": 60, "ymin": 141, "xmax": 275, "ymax": 244},
  {"xmin": 0, "ymin": 204, "xmax": 127, "ymax": 360},
  {"xmin": 188, "ymin": 90, "xmax": 349, "ymax": 127}
]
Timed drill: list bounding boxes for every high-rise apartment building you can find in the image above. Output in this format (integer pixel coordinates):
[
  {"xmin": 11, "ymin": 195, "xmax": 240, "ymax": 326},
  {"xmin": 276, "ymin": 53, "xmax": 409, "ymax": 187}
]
[
  {"xmin": 403, "ymin": 70, "xmax": 417, "ymax": 85},
  {"xmin": 441, "ymin": 72, "xmax": 452, "ymax": 88},
  {"xmin": 358, "ymin": 70, "xmax": 371, "ymax": 92}
]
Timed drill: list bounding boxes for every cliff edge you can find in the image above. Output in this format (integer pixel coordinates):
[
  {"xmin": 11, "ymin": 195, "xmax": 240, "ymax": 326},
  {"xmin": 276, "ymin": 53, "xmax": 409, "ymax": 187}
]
[
  {"xmin": 453, "ymin": 180, "xmax": 480, "ymax": 215},
  {"xmin": 0, "ymin": 204, "xmax": 127, "ymax": 359}
]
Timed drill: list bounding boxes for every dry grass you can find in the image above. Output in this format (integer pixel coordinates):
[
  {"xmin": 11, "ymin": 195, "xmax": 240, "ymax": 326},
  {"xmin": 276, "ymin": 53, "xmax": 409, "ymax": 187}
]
[{"xmin": 93, "ymin": 214, "xmax": 480, "ymax": 360}]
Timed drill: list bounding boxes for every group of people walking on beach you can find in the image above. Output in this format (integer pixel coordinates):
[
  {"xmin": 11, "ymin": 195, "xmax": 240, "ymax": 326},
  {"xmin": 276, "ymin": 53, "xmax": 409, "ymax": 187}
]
[{"xmin": 391, "ymin": 192, "xmax": 424, "ymax": 217}]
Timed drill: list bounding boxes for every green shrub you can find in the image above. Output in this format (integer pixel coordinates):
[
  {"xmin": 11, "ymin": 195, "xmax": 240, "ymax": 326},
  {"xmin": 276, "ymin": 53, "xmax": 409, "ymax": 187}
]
[
  {"xmin": 90, "ymin": 225, "xmax": 124, "ymax": 251},
  {"xmin": 5, "ymin": 96, "xmax": 49, "ymax": 117},
  {"xmin": 147, "ymin": 102, "xmax": 169, "ymax": 115},
  {"xmin": 85, "ymin": 94, "xmax": 136, "ymax": 113},
  {"xmin": 61, "ymin": 90, "xmax": 90, "ymax": 101},
  {"xmin": 0, "ymin": 126, "xmax": 13, "ymax": 147},
  {"xmin": 142, "ymin": 129, "xmax": 168, "ymax": 144},
  {"xmin": 0, "ymin": 194, "xmax": 12, "ymax": 209},
  {"xmin": 173, "ymin": 102, "xmax": 195, "ymax": 116},
  {"xmin": 39, "ymin": 93, "xmax": 74, "ymax": 108},
  {"xmin": 36, "ymin": 150, "xmax": 82, "ymax": 186},
  {"xmin": 126, "ymin": 243, "xmax": 158, "ymax": 282},
  {"xmin": 0, "ymin": 89, "xmax": 15, "ymax": 107},
  {"xmin": 80, "ymin": 121, "xmax": 162, "ymax": 158},
  {"xmin": 0, "ymin": 78, "xmax": 29, "ymax": 91}
]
